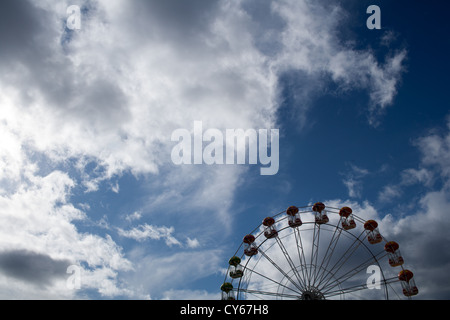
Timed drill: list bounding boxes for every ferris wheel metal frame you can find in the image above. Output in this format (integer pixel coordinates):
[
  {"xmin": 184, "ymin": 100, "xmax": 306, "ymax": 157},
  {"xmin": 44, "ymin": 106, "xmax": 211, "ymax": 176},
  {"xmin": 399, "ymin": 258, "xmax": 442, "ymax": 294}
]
[{"xmin": 221, "ymin": 203, "xmax": 419, "ymax": 300}]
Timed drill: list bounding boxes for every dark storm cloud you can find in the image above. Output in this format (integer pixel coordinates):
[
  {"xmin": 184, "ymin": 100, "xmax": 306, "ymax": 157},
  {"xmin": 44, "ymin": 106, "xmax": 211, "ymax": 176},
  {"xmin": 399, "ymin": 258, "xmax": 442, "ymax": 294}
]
[
  {"xmin": 0, "ymin": 0, "xmax": 47, "ymax": 59},
  {"xmin": 0, "ymin": 250, "xmax": 71, "ymax": 286},
  {"xmin": 125, "ymin": 0, "xmax": 220, "ymax": 46}
]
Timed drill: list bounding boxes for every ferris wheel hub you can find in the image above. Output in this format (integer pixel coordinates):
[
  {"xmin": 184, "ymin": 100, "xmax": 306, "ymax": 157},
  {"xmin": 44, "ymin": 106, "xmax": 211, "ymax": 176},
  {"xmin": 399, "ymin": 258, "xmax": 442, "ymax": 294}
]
[{"xmin": 300, "ymin": 287, "xmax": 325, "ymax": 300}]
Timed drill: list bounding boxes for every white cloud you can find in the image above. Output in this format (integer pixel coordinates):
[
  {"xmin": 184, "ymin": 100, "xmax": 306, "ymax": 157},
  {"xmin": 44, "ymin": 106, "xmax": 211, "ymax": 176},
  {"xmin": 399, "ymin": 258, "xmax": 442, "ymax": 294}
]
[
  {"xmin": 125, "ymin": 211, "xmax": 142, "ymax": 222},
  {"xmin": 118, "ymin": 223, "xmax": 200, "ymax": 250},
  {"xmin": 378, "ymin": 185, "xmax": 402, "ymax": 203},
  {"xmin": 400, "ymin": 168, "xmax": 434, "ymax": 187},
  {"xmin": 415, "ymin": 117, "xmax": 450, "ymax": 182},
  {"xmin": 378, "ymin": 168, "xmax": 434, "ymax": 203},
  {"xmin": 343, "ymin": 178, "xmax": 361, "ymax": 198},
  {"xmin": 117, "ymin": 224, "xmax": 182, "ymax": 247},
  {"xmin": 341, "ymin": 164, "xmax": 370, "ymax": 198},
  {"xmin": 186, "ymin": 238, "xmax": 201, "ymax": 249}
]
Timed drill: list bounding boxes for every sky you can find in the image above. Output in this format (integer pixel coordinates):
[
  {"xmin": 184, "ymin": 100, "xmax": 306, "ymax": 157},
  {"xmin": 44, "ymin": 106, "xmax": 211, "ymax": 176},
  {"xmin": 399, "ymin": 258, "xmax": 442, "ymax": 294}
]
[{"xmin": 0, "ymin": 0, "xmax": 449, "ymax": 300}]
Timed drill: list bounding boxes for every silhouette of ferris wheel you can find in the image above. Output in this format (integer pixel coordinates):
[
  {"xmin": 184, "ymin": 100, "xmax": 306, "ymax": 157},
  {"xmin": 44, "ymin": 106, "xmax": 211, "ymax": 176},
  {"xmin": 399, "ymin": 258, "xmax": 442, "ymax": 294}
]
[{"xmin": 221, "ymin": 203, "xmax": 418, "ymax": 300}]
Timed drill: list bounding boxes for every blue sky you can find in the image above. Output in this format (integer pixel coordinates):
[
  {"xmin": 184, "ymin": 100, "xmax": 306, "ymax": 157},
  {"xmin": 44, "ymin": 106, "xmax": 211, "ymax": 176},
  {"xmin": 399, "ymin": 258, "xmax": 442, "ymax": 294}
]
[{"xmin": 0, "ymin": 0, "xmax": 449, "ymax": 300}]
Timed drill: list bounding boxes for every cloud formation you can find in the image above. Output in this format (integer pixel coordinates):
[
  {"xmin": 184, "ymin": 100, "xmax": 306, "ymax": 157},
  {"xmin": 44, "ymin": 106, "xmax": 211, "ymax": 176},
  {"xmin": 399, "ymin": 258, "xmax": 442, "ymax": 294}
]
[
  {"xmin": 117, "ymin": 224, "xmax": 182, "ymax": 247},
  {"xmin": 0, "ymin": 0, "xmax": 408, "ymax": 299},
  {"xmin": 374, "ymin": 117, "xmax": 450, "ymax": 298}
]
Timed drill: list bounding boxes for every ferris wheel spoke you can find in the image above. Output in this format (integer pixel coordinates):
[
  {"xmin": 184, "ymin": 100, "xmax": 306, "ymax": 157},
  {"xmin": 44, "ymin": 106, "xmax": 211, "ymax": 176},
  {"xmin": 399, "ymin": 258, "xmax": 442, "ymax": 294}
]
[
  {"xmin": 242, "ymin": 265, "xmax": 303, "ymax": 295},
  {"xmin": 308, "ymin": 223, "xmax": 321, "ymax": 287},
  {"xmin": 323, "ymin": 282, "xmax": 370, "ymax": 298},
  {"xmin": 275, "ymin": 236, "xmax": 307, "ymax": 290},
  {"xmin": 313, "ymin": 220, "xmax": 344, "ymax": 287},
  {"xmin": 319, "ymin": 250, "xmax": 387, "ymax": 293},
  {"xmin": 385, "ymin": 278, "xmax": 404, "ymax": 300},
  {"xmin": 257, "ymin": 246, "xmax": 304, "ymax": 292},
  {"xmin": 236, "ymin": 288, "xmax": 300, "ymax": 300},
  {"xmin": 315, "ymin": 238, "xmax": 363, "ymax": 291},
  {"xmin": 315, "ymin": 229, "xmax": 366, "ymax": 290},
  {"xmin": 323, "ymin": 276, "xmax": 399, "ymax": 299},
  {"xmin": 294, "ymin": 228, "xmax": 309, "ymax": 289}
]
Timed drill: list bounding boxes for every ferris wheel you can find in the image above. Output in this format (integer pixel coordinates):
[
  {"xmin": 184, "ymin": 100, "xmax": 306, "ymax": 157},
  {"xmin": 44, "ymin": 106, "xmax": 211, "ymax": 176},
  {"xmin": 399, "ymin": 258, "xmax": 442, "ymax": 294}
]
[{"xmin": 221, "ymin": 203, "xmax": 419, "ymax": 300}]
